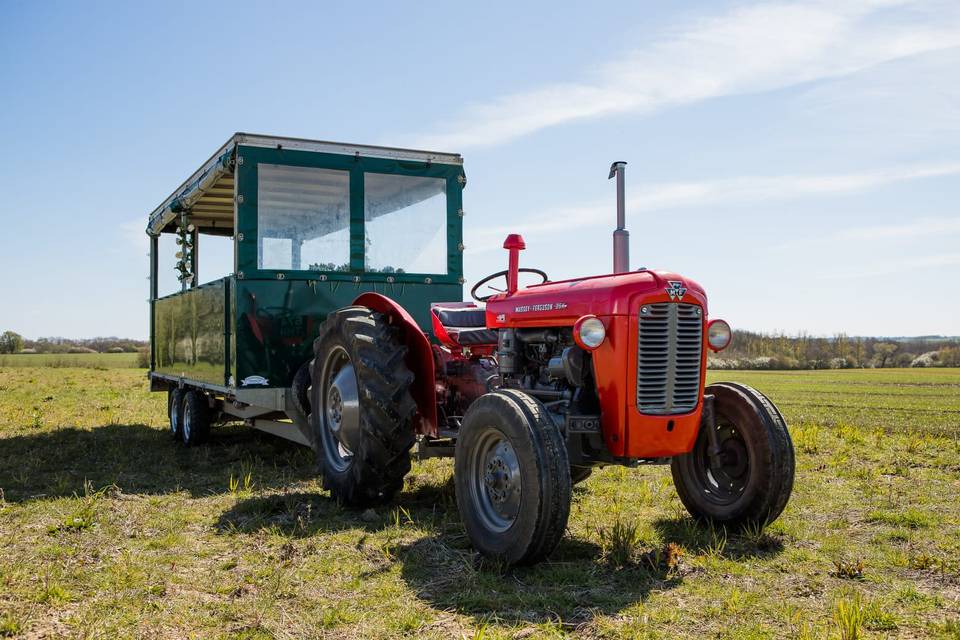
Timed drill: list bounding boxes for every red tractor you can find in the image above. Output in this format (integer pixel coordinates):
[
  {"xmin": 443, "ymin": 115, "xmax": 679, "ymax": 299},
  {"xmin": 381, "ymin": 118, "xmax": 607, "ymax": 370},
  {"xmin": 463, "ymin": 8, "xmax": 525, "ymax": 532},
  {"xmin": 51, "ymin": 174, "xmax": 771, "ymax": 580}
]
[{"xmin": 308, "ymin": 162, "xmax": 795, "ymax": 565}]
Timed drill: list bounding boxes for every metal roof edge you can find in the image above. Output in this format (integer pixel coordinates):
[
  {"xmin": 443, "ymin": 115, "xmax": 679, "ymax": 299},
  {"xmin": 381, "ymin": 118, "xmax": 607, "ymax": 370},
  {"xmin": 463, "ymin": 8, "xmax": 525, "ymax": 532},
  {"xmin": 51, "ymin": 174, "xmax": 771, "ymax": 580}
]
[
  {"xmin": 233, "ymin": 132, "xmax": 463, "ymax": 166},
  {"xmin": 146, "ymin": 134, "xmax": 239, "ymax": 234}
]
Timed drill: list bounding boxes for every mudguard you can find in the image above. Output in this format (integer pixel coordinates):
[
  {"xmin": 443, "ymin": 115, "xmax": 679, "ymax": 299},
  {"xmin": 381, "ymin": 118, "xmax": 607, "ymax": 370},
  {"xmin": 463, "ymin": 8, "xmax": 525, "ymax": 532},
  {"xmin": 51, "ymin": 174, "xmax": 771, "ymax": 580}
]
[{"xmin": 353, "ymin": 292, "xmax": 438, "ymax": 436}]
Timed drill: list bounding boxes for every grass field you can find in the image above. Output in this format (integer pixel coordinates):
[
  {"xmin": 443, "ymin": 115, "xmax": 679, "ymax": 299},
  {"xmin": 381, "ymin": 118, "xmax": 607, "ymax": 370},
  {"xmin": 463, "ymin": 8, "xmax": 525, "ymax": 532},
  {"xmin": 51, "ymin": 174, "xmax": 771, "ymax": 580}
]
[
  {"xmin": 0, "ymin": 353, "xmax": 140, "ymax": 369},
  {"xmin": 0, "ymin": 367, "xmax": 958, "ymax": 639}
]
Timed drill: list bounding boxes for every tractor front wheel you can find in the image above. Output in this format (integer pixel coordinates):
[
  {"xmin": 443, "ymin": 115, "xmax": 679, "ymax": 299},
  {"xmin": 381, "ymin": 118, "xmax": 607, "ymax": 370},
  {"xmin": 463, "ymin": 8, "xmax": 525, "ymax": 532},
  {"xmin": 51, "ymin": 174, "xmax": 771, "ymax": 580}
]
[
  {"xmin": 454, "ymin": 389, "xmax": 571, "ymax": 565},
  {"xmin": 671, "ymin": 382, "xmax": 794, "ymax": 528},
  {"xmin": 309, "ymin": 307, "xmax": 417, "ymax": 507}
]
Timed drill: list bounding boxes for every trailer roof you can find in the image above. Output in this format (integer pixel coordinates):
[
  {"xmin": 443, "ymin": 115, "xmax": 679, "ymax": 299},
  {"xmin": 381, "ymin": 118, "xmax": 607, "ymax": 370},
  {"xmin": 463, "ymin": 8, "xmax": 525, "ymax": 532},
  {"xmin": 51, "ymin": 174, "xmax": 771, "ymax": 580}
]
[{"xmin": 146, "ymin": 132, "xmax": 462, "ymax": 236}]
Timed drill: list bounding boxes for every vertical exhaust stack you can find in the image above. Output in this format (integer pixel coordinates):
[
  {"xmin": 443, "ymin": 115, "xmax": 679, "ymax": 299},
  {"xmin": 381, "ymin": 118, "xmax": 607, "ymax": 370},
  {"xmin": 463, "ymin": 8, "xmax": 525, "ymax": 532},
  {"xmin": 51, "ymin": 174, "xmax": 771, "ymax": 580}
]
[{"xmin": 609, "ymin": 161, "xmax": 629, "ymax": 273}]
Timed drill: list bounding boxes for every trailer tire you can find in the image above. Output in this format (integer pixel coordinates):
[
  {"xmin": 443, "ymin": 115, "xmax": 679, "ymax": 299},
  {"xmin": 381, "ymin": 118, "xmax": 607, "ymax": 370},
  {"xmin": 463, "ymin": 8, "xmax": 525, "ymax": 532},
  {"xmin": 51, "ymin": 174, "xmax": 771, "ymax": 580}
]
[
  {"xmin": 291, "ymin": 361, "xmax": 312, "ymax": 417},
  {"xmin": 309, "ymin": 307, "xmax": 416, "ymax": 507},
  {"xmin": 671, "ymin": 383, "xmax": 794, "ymax": 528},
  {"xmin": 181, "ymin": 390, "xmax": 211, "ymax": 447},
  {"xmin": 454, "ymin": 389, "xmax": 571, "ymax": 565},
  {"xmin": 168, "ymin": 388, "xmax": 186, "ymax": 441}
]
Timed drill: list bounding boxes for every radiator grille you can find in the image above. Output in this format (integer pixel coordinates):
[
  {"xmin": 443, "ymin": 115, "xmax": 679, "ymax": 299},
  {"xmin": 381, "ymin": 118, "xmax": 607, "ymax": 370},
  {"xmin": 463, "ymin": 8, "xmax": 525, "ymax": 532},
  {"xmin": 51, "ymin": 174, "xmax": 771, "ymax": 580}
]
[{"xmin": 636, "ymin": 303, "xmax": 703, "ymax": 414}]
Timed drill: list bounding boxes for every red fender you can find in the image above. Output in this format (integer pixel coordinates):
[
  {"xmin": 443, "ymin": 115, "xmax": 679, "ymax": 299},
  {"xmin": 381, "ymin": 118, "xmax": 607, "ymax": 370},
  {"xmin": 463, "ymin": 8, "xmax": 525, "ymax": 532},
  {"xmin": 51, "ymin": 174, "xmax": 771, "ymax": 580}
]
[{"xmin": 353, "ymin": 292, "xmax": 438, "ymax": 437}]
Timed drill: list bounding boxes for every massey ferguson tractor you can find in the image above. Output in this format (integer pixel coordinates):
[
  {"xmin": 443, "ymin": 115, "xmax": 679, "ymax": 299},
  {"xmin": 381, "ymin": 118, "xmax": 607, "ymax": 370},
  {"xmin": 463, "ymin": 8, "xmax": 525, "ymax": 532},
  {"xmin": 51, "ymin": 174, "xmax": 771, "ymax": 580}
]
[{"xmin": 147, "ymin": 134, "xmax": 795, "ymax": 565}]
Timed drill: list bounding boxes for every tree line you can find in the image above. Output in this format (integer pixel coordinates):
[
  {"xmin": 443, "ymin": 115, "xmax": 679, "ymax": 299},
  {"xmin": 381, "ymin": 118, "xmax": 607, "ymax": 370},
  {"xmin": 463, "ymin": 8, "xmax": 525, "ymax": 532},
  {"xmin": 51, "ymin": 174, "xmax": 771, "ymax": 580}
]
[
  {"xmin": 2, "ymin": 328, "xmax": 958, "ymax": 369},
  {"xmin": 713, "ymin": 330, "xmax": 960, "ymax": 369},
  {"xmin": 0, "ymin": 331, "xmax": 147, "ymax": 355}
]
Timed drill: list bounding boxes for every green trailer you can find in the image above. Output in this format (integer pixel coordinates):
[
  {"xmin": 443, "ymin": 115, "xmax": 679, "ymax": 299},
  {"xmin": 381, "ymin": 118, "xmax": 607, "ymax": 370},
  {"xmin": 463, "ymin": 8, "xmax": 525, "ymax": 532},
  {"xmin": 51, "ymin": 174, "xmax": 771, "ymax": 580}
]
[{"xmin": 147, "ymin": 133, "xmax": 465, "ymax": 446}]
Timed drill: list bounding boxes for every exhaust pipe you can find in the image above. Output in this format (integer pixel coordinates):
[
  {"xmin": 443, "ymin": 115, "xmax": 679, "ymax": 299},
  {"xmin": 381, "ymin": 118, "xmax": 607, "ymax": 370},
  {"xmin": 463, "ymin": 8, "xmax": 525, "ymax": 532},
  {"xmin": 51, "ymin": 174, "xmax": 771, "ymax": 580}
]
[{"xmin": 609, "ymin": 161, "xmax": 628, "ymax": 273}]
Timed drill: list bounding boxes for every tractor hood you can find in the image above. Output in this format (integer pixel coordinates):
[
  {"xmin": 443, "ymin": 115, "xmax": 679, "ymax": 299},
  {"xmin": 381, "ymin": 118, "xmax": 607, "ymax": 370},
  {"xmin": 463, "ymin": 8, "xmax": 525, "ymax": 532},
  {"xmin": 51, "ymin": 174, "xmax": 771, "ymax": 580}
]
[{"xmin": 485, "ymin": 269, "xmax": 707, "ymax": 329}]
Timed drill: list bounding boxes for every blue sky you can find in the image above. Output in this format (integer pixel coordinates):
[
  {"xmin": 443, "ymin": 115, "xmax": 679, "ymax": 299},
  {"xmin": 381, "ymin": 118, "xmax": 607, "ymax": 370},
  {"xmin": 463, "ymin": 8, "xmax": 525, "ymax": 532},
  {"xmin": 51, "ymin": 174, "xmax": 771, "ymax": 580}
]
[{"xmin": 1, "ymin": 0, "xmax": 958, "ymax": 339}]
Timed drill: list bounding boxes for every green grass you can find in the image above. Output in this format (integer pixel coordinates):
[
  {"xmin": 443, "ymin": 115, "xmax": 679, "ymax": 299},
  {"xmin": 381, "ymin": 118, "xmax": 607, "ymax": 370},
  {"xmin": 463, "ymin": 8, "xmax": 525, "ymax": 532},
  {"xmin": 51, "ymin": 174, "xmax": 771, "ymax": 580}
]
[
  {"xmin": 0, "ymin": 366, "xmax": 958, "ymax": 638},
  {"xmin": 0, "ymin": 352, "xmax": 140, "ymax": 368}
]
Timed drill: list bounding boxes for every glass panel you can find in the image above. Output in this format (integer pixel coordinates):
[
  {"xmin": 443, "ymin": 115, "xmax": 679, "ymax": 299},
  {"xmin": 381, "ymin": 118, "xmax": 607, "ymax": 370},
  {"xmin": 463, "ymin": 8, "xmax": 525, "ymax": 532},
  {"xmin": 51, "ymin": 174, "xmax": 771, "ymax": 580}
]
[
  {"xmin": 257, "ymin": 164, "xmax": 351, "ymax": 271},
  {"xmin": 364, "ymin": 173, "xmax": 447, "ymax": 274},
  {"xmin": 199, "ymin": 234, "xmax": 234, "ymax": 285}
]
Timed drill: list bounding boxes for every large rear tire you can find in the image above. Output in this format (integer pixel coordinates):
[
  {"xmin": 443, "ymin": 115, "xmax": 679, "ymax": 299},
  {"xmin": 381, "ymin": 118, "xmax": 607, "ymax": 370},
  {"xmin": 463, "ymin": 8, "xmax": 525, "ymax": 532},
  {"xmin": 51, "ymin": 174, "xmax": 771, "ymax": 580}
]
[
  {"xmin": 671, "ymin": 382, "xmax": 794, "ymax": 527},
  {"xmin": 309, "ymin": 307, "xmax": 416, "ymax": 507},
  {"xmin": 454, "ymin": 389, "xmax": 571, "ymax": 565}
]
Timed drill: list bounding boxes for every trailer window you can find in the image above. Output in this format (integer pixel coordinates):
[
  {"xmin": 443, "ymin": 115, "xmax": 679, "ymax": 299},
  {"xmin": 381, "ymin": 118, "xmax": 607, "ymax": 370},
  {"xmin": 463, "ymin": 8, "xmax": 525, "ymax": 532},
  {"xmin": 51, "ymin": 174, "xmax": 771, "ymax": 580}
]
[
  {"xmin": 257, "ymin": 164, "xmax": 351, "ymax": 271},
  {"xmin": 364, "ymin": 173, "xmax": 447, "ymax": 274}
]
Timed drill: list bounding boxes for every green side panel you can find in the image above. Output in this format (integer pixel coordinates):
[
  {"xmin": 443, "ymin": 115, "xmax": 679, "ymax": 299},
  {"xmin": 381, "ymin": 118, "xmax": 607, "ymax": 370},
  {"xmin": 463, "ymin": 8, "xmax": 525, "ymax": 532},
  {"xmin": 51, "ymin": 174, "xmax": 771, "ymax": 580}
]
[
  {"xmin": 153, "ymin": 278, "xmax": 228, "ymax": 385},
  {"xmin": 233, "ymin": 278, "xmax": 459, "ymax": 389}
]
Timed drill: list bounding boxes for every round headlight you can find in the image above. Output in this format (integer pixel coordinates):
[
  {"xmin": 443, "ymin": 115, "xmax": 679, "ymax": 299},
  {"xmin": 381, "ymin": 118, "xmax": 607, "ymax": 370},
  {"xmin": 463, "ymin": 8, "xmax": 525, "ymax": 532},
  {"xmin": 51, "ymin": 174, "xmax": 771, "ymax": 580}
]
[
  {"xmin": 707, "ymin": 319, "xmax": 732, "ymax": 351},
  {"xmin": 574, "ymin": 315, "xmax": 606, "ymax": 350}
]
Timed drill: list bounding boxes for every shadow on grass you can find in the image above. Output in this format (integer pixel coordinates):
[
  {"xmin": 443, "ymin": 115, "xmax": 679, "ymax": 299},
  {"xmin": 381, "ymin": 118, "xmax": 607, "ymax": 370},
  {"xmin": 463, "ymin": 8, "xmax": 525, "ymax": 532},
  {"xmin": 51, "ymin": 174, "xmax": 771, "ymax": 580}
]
[
  {"xmin": 0, "ymin": 422, "xmax": 316, "ymax": 501},
  {"xmin": 390, "ymin": 513, "xmax": 784, "ymax": 624},
  {"xmin": 653, "ymin": 516, "xmax": 786, "ymax": 559},
  {"xmin": 214, "ymin": 473, "xmax": 459, "ymax": 537},
  {"xmin": 394, "ymin": 532, "xmax": 684, "ymax": 626},
  {"xmin": 218, "ymin": 474, "xmax": 687, "ymax": 625}
]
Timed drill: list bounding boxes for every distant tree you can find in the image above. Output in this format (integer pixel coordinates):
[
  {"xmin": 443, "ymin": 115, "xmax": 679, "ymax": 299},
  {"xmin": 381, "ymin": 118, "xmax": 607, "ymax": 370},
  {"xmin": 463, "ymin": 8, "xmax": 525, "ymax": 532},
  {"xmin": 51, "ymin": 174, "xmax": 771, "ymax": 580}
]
[
  {"xmin": 872, "ymin": 342, "xmax": 898, "ymax": 368},
  {"xmin": 893, "ymin": 352, "xmax": 914, "ymax": 368},
  {"xmin": 0, "ymin": 330, "xmax": 24, "ymax": 354},
  {"xmin": 941, "ymin": 347, "xmax": 960, "ymax": 367}
]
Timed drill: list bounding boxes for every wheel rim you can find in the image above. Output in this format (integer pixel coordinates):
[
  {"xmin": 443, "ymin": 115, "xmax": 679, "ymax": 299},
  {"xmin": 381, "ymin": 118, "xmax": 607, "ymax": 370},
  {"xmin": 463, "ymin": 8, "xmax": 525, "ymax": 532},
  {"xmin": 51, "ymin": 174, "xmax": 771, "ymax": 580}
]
[
  {"xmin": 692, "ymin": 419, "xmax": 751, "ymax": 506},
  {"xmin": 170, "ymin": 395, "xmax": 180, "ymax": 436},
  {"xmin": 183, "ymin": 400, "xmax": 192, "ymax": 442},
  {"xmin": 319, "ymin": 345, "xmax": 360, "ymax": 473},
  {"xmin": 468, "ymin": 426, "xmax": 522, "ymax": 533}
]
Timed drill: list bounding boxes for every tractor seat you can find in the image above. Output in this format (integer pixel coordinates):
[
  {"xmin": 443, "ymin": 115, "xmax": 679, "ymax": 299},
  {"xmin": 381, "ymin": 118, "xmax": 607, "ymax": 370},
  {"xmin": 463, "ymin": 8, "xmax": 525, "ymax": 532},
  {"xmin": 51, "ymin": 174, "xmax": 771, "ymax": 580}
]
[{"xmin": 431, "ymin": 303, "xmax": 499, "ymax": 347}]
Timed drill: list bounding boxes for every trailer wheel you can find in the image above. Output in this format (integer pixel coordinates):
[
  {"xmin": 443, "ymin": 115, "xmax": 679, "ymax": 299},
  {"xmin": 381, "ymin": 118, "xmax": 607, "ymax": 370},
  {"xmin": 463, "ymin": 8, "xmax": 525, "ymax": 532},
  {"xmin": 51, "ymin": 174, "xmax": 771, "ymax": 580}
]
[
  {"xmin": 168, "ymin": 388, "xmax": 186, "ymax": 441},
  {"xmin": 671, "ymin": 383, "xmax": 794, "ymax": 528},
  {"xmin": 570, "ymin": 465, "xmax": 593, "ymax": 485},
  {"xmin": 181, "ymin": 390, "xmax": 211, "ymax": 447},
  {"xmin": 454, "ymin": 389, "xmax": 571, "ymax": 565},
  {"xmin": 291, "ymin": 361, "xmax": 312, "ymax": 417},
  {"xmin": 309, "ymin": 307, "xmax": 416, "ymax": 507}
]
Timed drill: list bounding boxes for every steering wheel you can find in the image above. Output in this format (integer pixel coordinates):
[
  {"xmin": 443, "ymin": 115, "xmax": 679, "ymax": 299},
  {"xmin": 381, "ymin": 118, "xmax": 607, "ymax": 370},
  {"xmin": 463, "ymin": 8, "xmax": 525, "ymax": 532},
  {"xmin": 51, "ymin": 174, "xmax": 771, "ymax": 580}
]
[{"xmin": 470, "ymin": 268, "xmax": 549, "ymax": 302}]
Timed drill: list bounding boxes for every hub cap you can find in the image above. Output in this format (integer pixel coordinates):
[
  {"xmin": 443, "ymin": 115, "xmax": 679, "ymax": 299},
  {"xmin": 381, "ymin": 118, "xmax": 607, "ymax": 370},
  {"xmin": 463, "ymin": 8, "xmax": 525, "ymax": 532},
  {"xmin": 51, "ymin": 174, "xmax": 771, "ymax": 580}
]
[
  {"xmin": 694, "ymin": 420, "xmax": 751, "ymax": 505},
  {"xmin": 319, "ymin": 346, "xmax": 360, "ymax": 473},
  {"xmin": 170, "ymin": 395, "xmax": 181, "ymax": 437},
  {"xmin": 183, "ymin": 402, "xmax": 192, "ymax": 441},
  {"xmin": 468, "ymin": 427, "xmax": 522, "ymax": 532}
]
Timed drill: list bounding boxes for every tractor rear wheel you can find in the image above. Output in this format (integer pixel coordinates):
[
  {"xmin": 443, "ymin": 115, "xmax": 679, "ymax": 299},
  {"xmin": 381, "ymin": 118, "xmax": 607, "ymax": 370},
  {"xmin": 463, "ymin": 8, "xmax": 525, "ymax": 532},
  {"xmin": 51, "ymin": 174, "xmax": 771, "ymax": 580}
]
[
  {"xmin": 309, "ymin": 307, "xmax": 416, "ymax": 507},
  {"xmin": 168, "ymin": 388, "xmax": 186, "ymax": 441},
  {"xmin": 671, "ymin": 382, "xmax": 794, "ymax": 527},
  {"xmin": 454, "ymin": 389, "xmax": 571, "ymax": 565}
]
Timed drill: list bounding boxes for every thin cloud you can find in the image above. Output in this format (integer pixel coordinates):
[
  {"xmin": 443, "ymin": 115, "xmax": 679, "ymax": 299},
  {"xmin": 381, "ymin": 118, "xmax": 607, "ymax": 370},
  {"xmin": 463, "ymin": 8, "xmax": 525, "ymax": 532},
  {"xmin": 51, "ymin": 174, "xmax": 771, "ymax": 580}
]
[
  {"xmin": 412, "ymin": 0, "xmax": 960, "ymax": 149},
  {"xmin": 466, "ymin": 161, "xmax": 960, "ymax": 253},
  {"xmin": 833, "ymin": 217, "xmax": 960, "ymax": 241},
  {"xmin": 828, "ymin": 253, "xmax": 960, "ymax": 278}
]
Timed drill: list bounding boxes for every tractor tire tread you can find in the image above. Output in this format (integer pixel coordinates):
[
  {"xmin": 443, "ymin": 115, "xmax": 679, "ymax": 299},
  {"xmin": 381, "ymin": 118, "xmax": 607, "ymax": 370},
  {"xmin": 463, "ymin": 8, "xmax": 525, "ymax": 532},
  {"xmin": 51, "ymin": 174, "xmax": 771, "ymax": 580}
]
[
  {"xmin": 455, "ymin": 389, "xmax": 571, "ymax": 566},
  {"xmin": 671, "ymin": 382, "xmax": 794, "ymax": 527},
  {"xmin": 309, "ymin": 307, "xmax": 416, "ymax": 507}
]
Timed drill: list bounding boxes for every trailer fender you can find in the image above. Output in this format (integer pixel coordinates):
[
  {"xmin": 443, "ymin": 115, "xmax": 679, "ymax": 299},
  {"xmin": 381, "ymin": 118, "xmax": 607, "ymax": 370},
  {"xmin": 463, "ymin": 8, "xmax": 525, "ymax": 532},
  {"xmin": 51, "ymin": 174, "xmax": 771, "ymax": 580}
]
[{"xmin": 353, "ymin": 292, "xmax": 438, "ymax": 437}]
